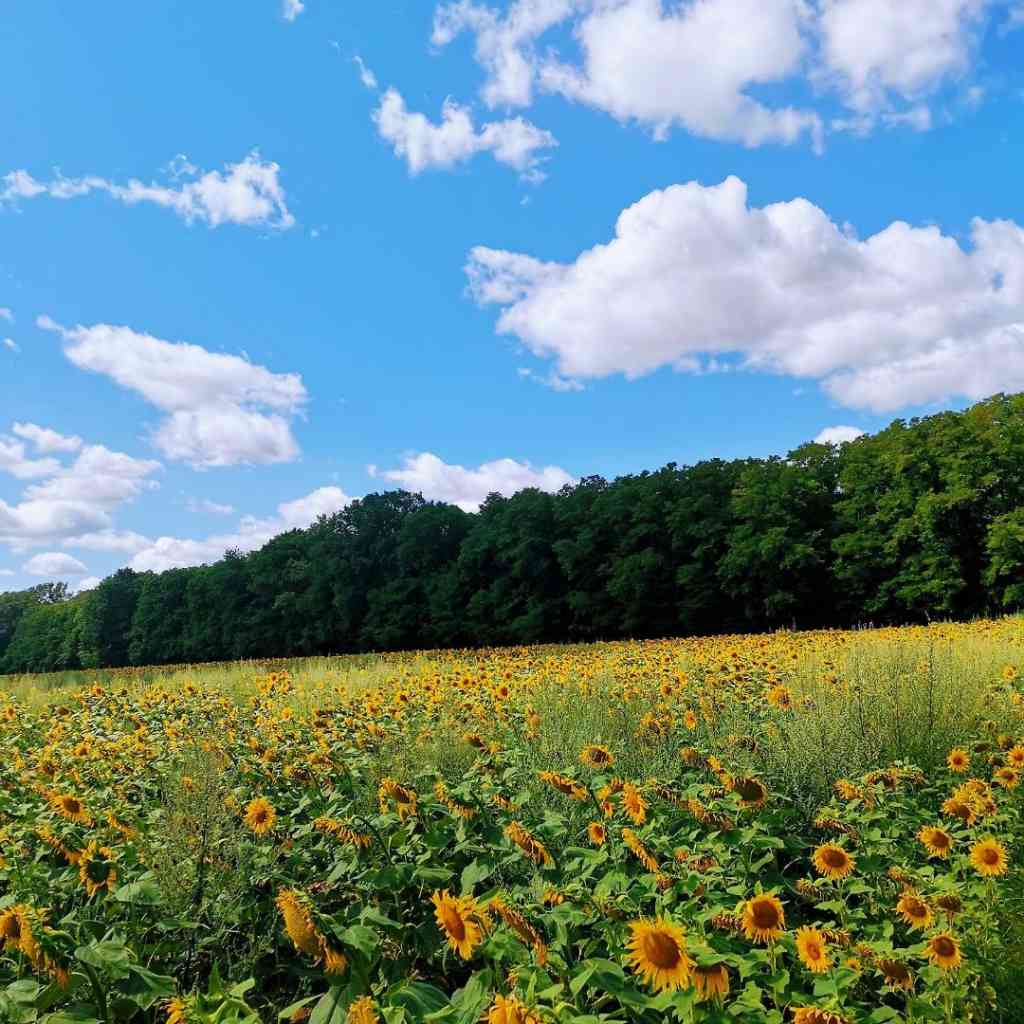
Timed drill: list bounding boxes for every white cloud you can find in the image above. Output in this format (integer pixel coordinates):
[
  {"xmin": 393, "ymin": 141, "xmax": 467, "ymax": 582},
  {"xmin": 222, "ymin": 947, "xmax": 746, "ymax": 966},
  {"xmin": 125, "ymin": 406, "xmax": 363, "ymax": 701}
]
[
  {"xmin": 467, "ymin": 175, "xmax": 1024, "ymax": 413},
  {"xmin": 2, "ymin": 339, "xmax": 17, "ymax": 352},
  {"xmin": 539, "ymin": 0, "xmax": 822, "ymax": 147},
  {"xmin": 814, "ymin": 425, "xmax": 865, "ymax": 444},
  {"xmin": 23, "ymin": 552, "xmax": 89, "ymax": 578},
  {"xmin": 0, "ymin": 568, "xmax": 14, "ymax": 577},
  {"xmin": 40, "ymin": 318, "xmax": 307, "ymax": 468},
  {"xmin": 283, "ymin": 0, "xmax": 305, "ymax": 20},
  {"xmin": 373, "ymin": 88, "xmax": 557, "ymax": 180},
  {"xmin": 0, "ymin": 435, "xmax": 62, "ymax": 480},
  {"xmin": 369, "ymin": 452, "xmax": 575, "ymax": 511},
  {"xmin": 73, "ymin": 576, "xmax": 102, "ymax": 593},
  {"xmin": 818, "ymin": 0, "xmax": 989, "ymax": 119},
  {"xmin": 1007, "ymin": 4, "xmax": 1024, "ymax": 30},
  {"xmin": 354, "ymin": 55, "xmax": 379, "ymax": 90},
  {"xmin": 12, "ymin": 422, "xmax": 83, "ymax": 454},
  {"xmin": 63, "ymin": 530, "xmax": 152, "ymax": 554},
  {"xmin": 0, "ymin": 433, "xmax": 160, "ymax": 552},
  {"xmin": 186, "ymin": 498, "xmax": 235, "ymax": 517},
  {"xmin": 432, "ymin": 0, "xmax": 580, "ymax": 109},
  {"xmin": 433, "ymin": 0, "xmax": 1001, "ymax": 145},
  {"xmin": 1, "ymin": 152, "xmax": 294, "ymax": 230},
  {"xmin": 129, "ymin": 486, "xmax": 351, "ymax": 572}
]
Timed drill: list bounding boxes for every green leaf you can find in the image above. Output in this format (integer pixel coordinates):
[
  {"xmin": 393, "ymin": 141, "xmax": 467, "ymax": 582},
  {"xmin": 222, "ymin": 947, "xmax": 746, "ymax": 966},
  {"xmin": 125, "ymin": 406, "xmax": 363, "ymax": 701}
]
[
  {"xmin": 414, "ymin": 866, "xmax": 454, "ymax": 886},
  {"xmin": 342, "ymin": 925, "xmax": 378, "ymax": 958},
  {"xmin": 387, "ymin": 982, "xmax": 450, "ymax": 1021},
  {"xmin": 112, "ymin": 877, "xmax": 161, "ymax": 906},
  {"xmin": 459, "ymin": 859, "xmax": 492, "ymax": 896},
  {"xmin": 309, "ymin": 987, "xmax": 348, "ymax": 1024}
]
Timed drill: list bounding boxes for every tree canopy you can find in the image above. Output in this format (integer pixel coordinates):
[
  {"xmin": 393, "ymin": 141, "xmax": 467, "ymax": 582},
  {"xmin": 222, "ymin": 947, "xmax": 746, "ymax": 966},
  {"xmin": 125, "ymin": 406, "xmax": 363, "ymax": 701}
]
[{"xmin": 4, "ymin": 392, "xmax": 1024, "ymax": 674}]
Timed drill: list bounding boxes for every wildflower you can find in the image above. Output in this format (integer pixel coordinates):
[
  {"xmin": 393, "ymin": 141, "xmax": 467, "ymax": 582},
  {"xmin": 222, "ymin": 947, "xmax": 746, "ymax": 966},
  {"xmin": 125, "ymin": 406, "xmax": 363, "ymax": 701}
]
[
  {"xmin": 485, "ymin": 995, "xmax": 540, "ymax": 1024},
  {"xmin": 580, "ymin": 744, "xmax": 614, "ymax": 768},
  {"xmin": 795, "ymin": 927, "xmax": 831, "ymax": 973},
  {"xmin": 622, "ymin": 828, "xmax": 659, "ymax": 872},
  {"xmin": 78, "ymin": 841, "xmax": 118, "ymax": 897},
  {"xmin": 947, "ymin": 748, "xmax": 970, "ymax": 773},
  {"xmin": 431, "ymin": 890, "xmax": 483, "ymax": 960},
  {"xmin": 347, "ymin": 997, "xmax": 379, "ymax": 1024},
  {"xmin": 587, "ymin": 821, "xmax": 607, "ymax": 847},
  {"xmin": 877, "ymin": 958, "xmax": 914, "ymax": 992},
  {"xmin": 51, "ymin": 792, "xmax": 91, "ymax": 825},
  {"xmin": 916, "ymin": 825, "xmax": 953, "ymax": 859},
  {"xmin": 622, "ymin": 783, "xmax": 648, "ymax": 825},
  {"xmin": 926, "ymin": 932, "xmax": 963, "ymax": 971},
  {"xmin": 970, "ymin": 837, "xmax": 1009, "ymax": 877},
  {"xmin": 378, "ymin": 778, "xmax": 417, "ymax": 820},
  {"xmin": 896, "ymin": 891, "xmax": 933, "ymax": 931},
  {"xmin": 792, "ymin": 1008, "xmax": 847, "ymax": 1024},
  {"xmin": 244, "ymin": 796, "xmax": 276, "ymax": 835},
  {"xmin": 812, "ymin": 843, "xmax": 856, "ymax": 881},
  {"xmin": 692, "ymin": 962, "xmax": 730, "ymax": 1002},
  {"xmin": 741, "ymin": 893, "xmax": 785, "ymax": 943},
  {"xmin": 625, "ymin": 917, "xmax": 693, "ymax": 993},
  {"xmin": 504, "ymin": 822, "xmax": 553, "ymax": 867}
]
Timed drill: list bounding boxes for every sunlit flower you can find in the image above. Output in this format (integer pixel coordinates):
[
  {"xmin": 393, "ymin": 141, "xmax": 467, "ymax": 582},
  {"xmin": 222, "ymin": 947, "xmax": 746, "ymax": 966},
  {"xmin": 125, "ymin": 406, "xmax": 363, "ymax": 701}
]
[
  {"xmin": 741, "ymin": 893, "xmax": 785, "ymax": 944},
  {"xmin": 244, "ymin": 796, "xmax": 276, "ymax": 835},
  {"xmin": 795, "ymin": 927, "xmax": 831, "ymax": 973},
  {"xmin": 970, "ymin": 837, "xmax": 1008, "ymax": 877},
  {"xmin": 812, "ymin": 843, "xmax": 856, "ymax": 881},
  {"xmin": 625, "ymin": 917, "xmax": 693, "ymax": 993},
  {"xmin": 431, "ymin": 890, "xmax": 484, "ymax": 960}
]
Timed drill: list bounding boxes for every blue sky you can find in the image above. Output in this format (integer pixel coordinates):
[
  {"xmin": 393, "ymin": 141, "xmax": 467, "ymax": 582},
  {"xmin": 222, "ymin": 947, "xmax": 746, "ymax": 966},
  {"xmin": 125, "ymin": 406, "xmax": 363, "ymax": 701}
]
[{"xmin": 2, "ymin": 0, "xmax": 1023, "ymax": 590}]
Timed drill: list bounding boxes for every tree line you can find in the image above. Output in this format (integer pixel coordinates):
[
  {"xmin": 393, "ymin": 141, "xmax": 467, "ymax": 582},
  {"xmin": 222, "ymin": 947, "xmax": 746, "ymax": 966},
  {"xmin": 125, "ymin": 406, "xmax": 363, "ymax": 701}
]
[{"xmin": 3, "ymin": 392, "xmax": 1024, "ymax": 674}]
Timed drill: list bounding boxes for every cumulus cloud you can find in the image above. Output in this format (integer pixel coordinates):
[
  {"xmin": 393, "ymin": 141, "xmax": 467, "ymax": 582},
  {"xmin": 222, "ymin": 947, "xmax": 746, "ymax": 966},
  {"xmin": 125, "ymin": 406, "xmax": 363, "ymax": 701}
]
[
  {"xmin": 2, "ymin": 338, "xmax": 17, "ymax": 352},
  {"xmin": 129, "ymin": 486, "xmax": 351, "ymax": 572},
  {"xmin": 466, "ymin": 175, "xmax": 1024, "ymax": 413},
  {"xmin": 283, "ymin": 0, "xmax": 305, "ymax": 20},
  {"xmin": 12, "ymin": 422, "xmax": 83, "ymax": 454},
  {"xmin": 0, "ymin": 151, "xmax": 294, "ymax": 229},
  {"xmin": 818, "ymin": 0, "xmax": 989, "ymax": 119},
  {"xmin": 23, "ymin": 552, "xmax": 89, "ymax": 578},
  {"xmin": 432, "ymin": 0, "xmax": 1000, "ymax": 145},
  {"xmin": 0, "ymin": 428, "xmax": 160, "ymax": 552},
  {"xmin": 63, "ymin": 530, "xmax": 152, "ymax": 554},
  {"xmin": 814, "ymin": 425, "xmax": 866, "ymax": 444},
  {"xmin": 73, "ymin": 576, "xmax": 102, "ymax": 593},
  {"xmin": 369, "ymin": 452, "xmax": 575, "ymax": 511},
  {"xmin": 40, "ymin": 317, "xmax": 307, "ymax": 468},
  {"xmin": 373, "ymin": 88, "xmax": 557, "ymax": 180}
]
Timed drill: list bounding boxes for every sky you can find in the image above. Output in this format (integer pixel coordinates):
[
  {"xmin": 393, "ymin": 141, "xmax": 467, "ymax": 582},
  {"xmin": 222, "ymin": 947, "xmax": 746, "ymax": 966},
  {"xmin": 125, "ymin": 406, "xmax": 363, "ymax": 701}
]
[{"xmin": 1, "ymin": 0, "xmax": 1023, "ymax": 592}]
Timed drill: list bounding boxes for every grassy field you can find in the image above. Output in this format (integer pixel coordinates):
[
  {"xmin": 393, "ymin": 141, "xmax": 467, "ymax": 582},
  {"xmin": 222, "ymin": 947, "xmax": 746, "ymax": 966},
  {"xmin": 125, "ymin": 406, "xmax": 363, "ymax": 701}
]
[{"xmin": 0, "ymin": 618, "xmax": 1022, "ymax": 1024}]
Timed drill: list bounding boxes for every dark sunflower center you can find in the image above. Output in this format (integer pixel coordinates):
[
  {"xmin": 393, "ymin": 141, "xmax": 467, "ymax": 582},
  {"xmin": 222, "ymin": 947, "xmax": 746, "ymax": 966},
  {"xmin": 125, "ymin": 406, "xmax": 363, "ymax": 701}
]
[
  {"xmin": 752, "ymin": 902, "xmax": 780, "ymax": 929},
  {"xmin": 440, "ymin": 905, "xmax": 466, "ymax": 942},
  {"xmin": 823, "ymin": 849, "xmax": 847, "ymax": 868},
  {"xmin": 933, "ymin": 937, "xmax": 955, "ymax": 957},
  {"xmin": 641, "ymin": 930, "xmax": 681, "ymax": 970},
  {"xmin": 981, "ymin": 847, "xmax": 999, "ymax": 865}
]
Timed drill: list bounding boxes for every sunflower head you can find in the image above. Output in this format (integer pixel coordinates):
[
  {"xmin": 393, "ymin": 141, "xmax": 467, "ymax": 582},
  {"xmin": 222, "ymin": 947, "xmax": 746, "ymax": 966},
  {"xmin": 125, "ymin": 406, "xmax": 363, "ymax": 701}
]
[
  {"xmin": 741, "ymin": 893, "xmax": 786, "ymax": 944},
  {"xmin": 878, "ymin": 958, "xmax": 914, "ymax": 992},
  {"xmin": 244, "ymin": 797, "xmax": 276, "ymax": 836},
  {"xmin": 587, "ymin": 821, "xmax": 607, "ymax": 847},
  {"xmin": 896, "ymin": 891, "xmax": 933, "ymax": 931},
  {"xmin": 970, "ymin": 837, "xmax": 1008, "ymax": 877},
  {"xmin": 795, "ymin": 926, "xmax": 831, "ymax": 973},
  {"xmin": 692, "ymin": 962, "xmax": 730, "ymax": 1002},
  {"xmin": 926, "ymin": 932, "xmax": 963, "ymax": 972},
  {"xmin": 486, "ymin": 994, "xmax": 541, "ymax": 1024},
  {"xmin": 580, "ymin": 745, "xmax": 614, "ymax": 768},
  {"xmin": 812, "ymin": 843, "xmax": 856, "ymax": 881},
  {"xmin": 947, "ymin": 748, "xmax": 970, "ymax": 773},
  {"xmin": 916, "ymin": 825, "xmax": 953, "ymax": 859},
  {"xmin": 625, "ymin": 916, "xmax": 693, "ymax": 993},
  {"xmin": 431, "ymin": 890, "xmax": 484, "ymax": 960}
]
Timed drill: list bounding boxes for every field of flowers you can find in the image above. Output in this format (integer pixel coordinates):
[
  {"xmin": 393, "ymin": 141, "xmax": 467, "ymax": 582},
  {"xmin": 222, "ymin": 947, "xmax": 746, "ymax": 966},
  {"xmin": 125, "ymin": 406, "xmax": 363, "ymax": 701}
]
[{"xmin": 0, "ymin": 619, "xmax": 1022, "ymax": 1024}]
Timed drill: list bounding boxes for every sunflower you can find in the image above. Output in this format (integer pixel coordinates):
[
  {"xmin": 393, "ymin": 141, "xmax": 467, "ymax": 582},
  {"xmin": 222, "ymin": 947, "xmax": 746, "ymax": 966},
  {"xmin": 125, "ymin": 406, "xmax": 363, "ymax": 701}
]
[
  {"xmin": 916, "ymin": 825, "xmax": 954, "ymax": 859},
  {"xmin": 970, "ymin": 837, "xmax": 1009, "ymax": 877},
  {"xmin": 166, "ymin": 997, "xmax": 194, "ymax": 1024},
  {"xmin": 625, "ymin": 917, "xmax": 693, "ymax": 993},
  {"xmin": 795, "ymin": 927, "xmax": 831, "ymax": 973},
  {"xmin": 877, "ymin": 958, "xmax": 914, "ymax": 992},
  {"xmin": 732, "ymin": 776, "xmax": 768, "ymax": 809},
  {"xmin": 78, "ymin": 841, "xmax": 118, "ymax": 898},
  {"xmin": 994, "ymin": 767, "xmax": 1020, "ymax": 790},
  {"xmin": 766, "ymin": 684, "xmax": 793, "ymax": 711},
  {"xmin": 896, "ymin": 891, "xmax": 933, "ymax": 931},
  {"xmin": 580, "ymin": 744, "xmax": 614, "ymax": 768},
  {"xmin": 792, "ymin": 1008, "xmax": 848, "ymax": 1024},
  {"xmin": 947, "ymin": 748, "xmax": 970, "ymax": 773},
  {"xmin": 622, "ymin": 828, "xmax": 659, "ymax": 872},
  {"xmin": 51, "ymin": 792, "xmax": 91, "ymax": 825},
  {"xmin": 1007, "ymin": 745, "xmax": 1024, "ymax": 768},
  {"xmin": 505, "ymin": 822, "xmax": 553, "ymax": 867},
  {"xmin": 926, "ymin": 932, "xmax": 963, "ymax": 971},
  {"xmin": 942, "ymin": 797, "xmax": 977, "ymax": 825},
  {"xmin": 486, "ymin": 995, "xmax": 540, "ymax": 1024},
  {"xmin": 935, "ymin": 891, "xmax": 963, "ymax": 922},
  {"xmin": 348, "ymin": 1002, "xmax": 381, "ymax": 1024},
  {"xmin": 741, "ymin": 893, "xmax": 786, "ymax": 944},
  {"xmin": 378, "ymin": 778, "xmax": 418, "ymax": 820},
  {"xmin": 275, "ymin": 888, "xmax": 322, "ymax": 958},
  {"xmin": 244, "ymin": 797, "xmax": 276, "ymax": 835},
  {"xmin": 431, "ymin": 890, "xmax": 483, "ymax": 960},
  {"xmin": 683, "ymin": 709, "xmax": 698, "ymax": 730},
  {"xmin": 0, "ymin": 905, "xmax": 39, "ymax": 962},
  {"xmin": 812, "ymin": 843, "xmax": 856, "ymax": 881},
  {"xmin": 587, "ymin": 821, "xmax": 607, "ymax": 847},
  {"xmin": 622, "ymin": 783, "xmax": 648, "ymax": 825},
  {"xmin": 692, "ymin": 962, "xmax": 730, "ymax": 1002}
]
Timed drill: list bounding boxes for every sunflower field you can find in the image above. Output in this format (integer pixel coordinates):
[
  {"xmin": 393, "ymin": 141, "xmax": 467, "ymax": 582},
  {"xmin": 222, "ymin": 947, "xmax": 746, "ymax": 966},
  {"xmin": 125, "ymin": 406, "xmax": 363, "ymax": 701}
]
[{"xmin": 1, "ymin": 619, "xmax": 1023, "ymax": 1024}]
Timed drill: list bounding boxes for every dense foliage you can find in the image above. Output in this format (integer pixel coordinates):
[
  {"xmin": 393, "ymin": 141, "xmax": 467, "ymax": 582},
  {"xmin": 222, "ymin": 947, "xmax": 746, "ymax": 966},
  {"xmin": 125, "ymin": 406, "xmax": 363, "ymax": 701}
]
[
  {"xmin": 0, "ymin": 621, "xmax": 1022, "ymax": 1024},
  {"xmin": 4, "ymin": 393, "xmax": 1024, "ymax": 674}
]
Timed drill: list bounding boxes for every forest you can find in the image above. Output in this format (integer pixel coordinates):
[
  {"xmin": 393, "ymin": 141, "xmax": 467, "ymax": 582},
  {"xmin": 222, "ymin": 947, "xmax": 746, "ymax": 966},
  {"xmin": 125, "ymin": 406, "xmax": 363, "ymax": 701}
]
[{"xmin": 2, "ymin": 391, "xmax": 1024, "ymax": 674}]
